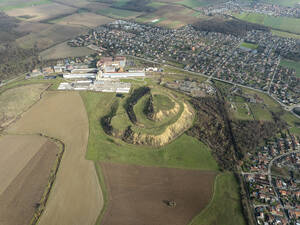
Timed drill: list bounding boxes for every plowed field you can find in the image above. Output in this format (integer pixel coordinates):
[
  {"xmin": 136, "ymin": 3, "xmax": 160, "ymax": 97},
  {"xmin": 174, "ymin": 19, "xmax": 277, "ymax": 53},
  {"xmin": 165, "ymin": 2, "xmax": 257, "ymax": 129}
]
[{"xmin": 100, "ymin": 162, "xmax": 216, "ymax": 225}]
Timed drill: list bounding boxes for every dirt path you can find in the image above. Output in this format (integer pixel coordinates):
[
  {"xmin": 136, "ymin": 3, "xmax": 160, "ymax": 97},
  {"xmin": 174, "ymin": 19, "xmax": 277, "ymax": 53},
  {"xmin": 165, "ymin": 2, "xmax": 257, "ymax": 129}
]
[{"xmin": 7, "ymin": 91, "xmax": 103, "ymax": 225}]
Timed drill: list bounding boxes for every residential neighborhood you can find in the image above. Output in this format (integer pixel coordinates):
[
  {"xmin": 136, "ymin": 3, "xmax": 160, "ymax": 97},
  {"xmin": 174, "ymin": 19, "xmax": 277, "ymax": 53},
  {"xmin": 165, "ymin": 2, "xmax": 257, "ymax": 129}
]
[
  {"xmin": 243, "ymin": 133, "xmax": 300, "ymax": 225},
  {"xmin": 68, "ymin": 20, "xmax": 299, "ymax": 107}
]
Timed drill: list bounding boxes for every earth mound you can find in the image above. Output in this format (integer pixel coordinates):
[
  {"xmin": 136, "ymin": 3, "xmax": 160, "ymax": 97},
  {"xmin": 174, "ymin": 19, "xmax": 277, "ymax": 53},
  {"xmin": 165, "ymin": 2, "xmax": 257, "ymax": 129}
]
[{"xmin": 103, "ymin": 86, "xmax": 195, "ymax": 147}]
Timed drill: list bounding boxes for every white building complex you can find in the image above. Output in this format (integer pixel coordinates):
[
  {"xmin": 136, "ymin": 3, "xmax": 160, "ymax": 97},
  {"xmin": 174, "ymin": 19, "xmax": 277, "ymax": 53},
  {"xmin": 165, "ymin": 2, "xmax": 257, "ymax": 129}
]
[
  {"xmin": 102, "ymin": 72, "xmax": 145, "ymax": 78},
  {"xmin": 63, "ymin": 73, "xmax": 96, "ymax": 79}
]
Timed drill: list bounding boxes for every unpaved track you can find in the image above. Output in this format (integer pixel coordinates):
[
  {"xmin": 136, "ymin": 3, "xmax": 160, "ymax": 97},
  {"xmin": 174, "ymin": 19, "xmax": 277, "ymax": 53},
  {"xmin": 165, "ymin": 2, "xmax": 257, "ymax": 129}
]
[{"xmin": 8, "ymin": 91, "xmax": 103, "ymax": 225}]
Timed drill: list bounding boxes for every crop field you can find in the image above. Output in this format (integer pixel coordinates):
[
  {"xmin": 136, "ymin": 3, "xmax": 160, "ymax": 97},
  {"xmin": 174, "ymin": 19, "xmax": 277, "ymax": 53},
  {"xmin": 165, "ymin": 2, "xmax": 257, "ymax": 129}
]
[
  {"xmin": 6, "ymin": 2, "xmax": 77, "ymax": 22},
  {"xmin": 40, "ymin": 41, "xmax": 96, "ymax": 60},
  {"xmin": 189, "ymin": 173, "xmax": 246, "ymax": 225},
  {"xmin": 8, "ymin": 91, "xmax": 103, "ymax": 225},
  {"xmin": 140, "ymin": 5, "xmax": 204, "ymax": 28},
  {"xmin": 0, "ymin": 134, "xmax": 59, "ymax": 225},
  {"xmin": 49, "ymin": 12, "xmax": 113, "ymax": 28},
  {"xmin": 280, "ymin": 59, "xmax": 300, "ymax": 78},
  {"xmin": 261, "ymin": 0, "xmax": 300, "ymax": 7},
  {"xmin": 16, "ymin": 24, "xmax": 87, "ymax": 50},
  {"xmin": 235, "ymin": 13, "xmax": 300, "ymax": 34},
  {"xmin": 97, "ymin": 7, "xmax": 142, "ymax": 19},
  {"xmin": 100, "ymin": 162, "xmax": 217, "ymax": 225},
  {"xmin": 0, "ymin": 0, "xmax": 51, "ymax": 11},
  {"xmin": 0, "ymin": 83, "xmax": 49, "ymax": 129},
  {"xmin": 271, "ymin": 30, "xmax": 300, "ymax": 40},
  {"xmin": 176, "ymin": 0, "xmax": 227, "ymax": 8},
  {"xmin": 14, "ymin": 21, "xmax": 52, "ymax": 34}
]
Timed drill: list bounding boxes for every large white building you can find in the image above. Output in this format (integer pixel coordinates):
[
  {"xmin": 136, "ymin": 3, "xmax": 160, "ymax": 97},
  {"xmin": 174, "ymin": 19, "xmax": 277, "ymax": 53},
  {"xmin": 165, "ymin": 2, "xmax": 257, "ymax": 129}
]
[
  {"xmin": 102, "ymin": 72, "xmax": 145, "ymax": 78},
  {"xmin": 63, "ymin": 73, "xmax": 96, "ymax": 79}
]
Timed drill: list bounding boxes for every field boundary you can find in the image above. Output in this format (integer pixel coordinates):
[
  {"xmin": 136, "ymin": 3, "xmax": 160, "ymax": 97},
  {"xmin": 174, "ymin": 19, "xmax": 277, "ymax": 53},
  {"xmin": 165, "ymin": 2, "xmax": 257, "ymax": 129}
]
[
  {"xmin": 0, "ymin": 83, "xmax": 51, "ymax": 132},
  {"xmin": 188, "ymin": 172, "xmax": 220, "ymax": 225},
  {"xmin": 29, "ymin": 133, "xmax": 65, "ymax": 225},
  {"xmin": 94, "ymin": 162, "xmax": 108, "ymax": 225}
]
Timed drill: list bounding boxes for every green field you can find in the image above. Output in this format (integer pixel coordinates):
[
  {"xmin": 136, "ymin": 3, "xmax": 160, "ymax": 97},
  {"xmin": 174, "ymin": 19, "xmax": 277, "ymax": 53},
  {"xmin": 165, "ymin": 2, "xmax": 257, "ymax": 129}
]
[
  {"xmin": 232, "ymin": 103, "xmax": 254, "ymax": 120},
  {"xmin": 240, "ymin": 42, "xmax": 258, "ymax": 50},
  {"xmin": 80, "ymin": 91, "xmax": 219, "ymax": 170},
  {"xmin": 97, "ymin": 7, "xmax": 141, "ymax": 19},
  {"xmin": 262, "ymin": 0, "xmax": 300, "ymax": 7},
  {"xmin": 272, "ymin": 30, "xmax": 300, "ymax": 40},
  {"xmin": 189, "ymin": 173, "xmax": 246, "ymax": 225},
  {"xmin": 281, "ymin": 111, "xmax": 300, "ymax": 135},
  {"xmin": 280, "ymin": 59, "xmax": 300, "ymax": 78},
  {"xmin": 0, "ymin": 0, "xmax": 51, "ymax": 11},
  {"xmin": 153, "ymin": 94, "xmax": 175, "ymax": 111},
  {"xmin": 235, "ymin": 13, "xmax": 300, "ymax": 35},
  {"xmin": 176, "ymin": 0, "xmax": 226, "ymax": 8},
  {"xmin": 250, "ymin": 103, "xmax": 273, "ymax": 121}
]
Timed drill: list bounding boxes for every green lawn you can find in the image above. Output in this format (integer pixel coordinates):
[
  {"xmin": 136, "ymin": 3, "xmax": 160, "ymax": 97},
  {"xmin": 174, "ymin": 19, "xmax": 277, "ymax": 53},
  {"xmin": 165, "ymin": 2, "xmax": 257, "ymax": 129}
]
[
  {"xmin": 235, "ymin": 13, "xmax": 300, "ymax": 35},
  {"xmin": 240, "ymin": 42, "xmax": 258, "ymax": 50},
  {"xmin": 280, "ymin": 59, "xmax": 300, "ymax": 78},
  {"xmin": 189, "ymin": 173, "xmax": 246, "ymax": 225},
  {"xmin": 232, "ymin": 103, "xmax": 254, "ymax": 121},
  {"xmin": 97, "ymin": 7, "xmax": 141, "ymax": 19},
  {"xmin": 0, "ymin": 0, "xmax": 51, "ymax": 11},
  {"xmin": 281, "ymin": 111, "xmax": 300, "ymax": 135},
  {"xmin": 80, "ymin": 91, "xmax": 219, "ymax": 171}
]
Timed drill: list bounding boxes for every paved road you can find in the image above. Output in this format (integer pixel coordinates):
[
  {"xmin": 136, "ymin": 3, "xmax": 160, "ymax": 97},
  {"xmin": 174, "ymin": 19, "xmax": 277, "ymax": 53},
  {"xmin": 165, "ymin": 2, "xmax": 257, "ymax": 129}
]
[{"xmin": 268, "ymin": 56, "xmax": 281, "ymax": 94}]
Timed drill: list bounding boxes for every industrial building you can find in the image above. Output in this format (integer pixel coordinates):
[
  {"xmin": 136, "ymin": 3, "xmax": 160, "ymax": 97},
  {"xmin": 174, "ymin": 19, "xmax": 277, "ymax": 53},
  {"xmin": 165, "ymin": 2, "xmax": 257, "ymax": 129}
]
[
  {"xmin": 63, "ymin": 73, "xmax": 96, "ymax": 79},
  {"xmin": 58, "ymin": 79, "xmax": 131, "ymax": 93},
  {"xmin": 102, "ymin": 72, "xmax": 145, "ymax": 78}
]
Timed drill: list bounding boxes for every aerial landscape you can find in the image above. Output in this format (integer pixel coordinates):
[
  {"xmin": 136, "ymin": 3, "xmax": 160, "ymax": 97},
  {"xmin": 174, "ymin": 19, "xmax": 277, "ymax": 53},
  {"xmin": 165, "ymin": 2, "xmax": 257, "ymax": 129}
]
[{"xmin": 0, "ymin": 0, "xmax": 299, "ymax": 225}]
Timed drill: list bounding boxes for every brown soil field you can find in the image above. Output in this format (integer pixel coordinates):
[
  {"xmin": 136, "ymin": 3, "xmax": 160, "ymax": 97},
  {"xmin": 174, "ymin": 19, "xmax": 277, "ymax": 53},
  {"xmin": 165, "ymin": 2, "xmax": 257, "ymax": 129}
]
[
  {"xmin": 16, "ymin": 24, "xmax": 87, "ymax": 50},
  {"xmin": 6, "ymin": 3, "xmax": 77, "ymax": 22},
  {"xmin": 158, "ymin": 5, "xmax": 200, "ymax": 23},
  {"xmin": 0, "ymin": 134, "xmax": 59, "ymax": 225},
  {"xmin": 100, "ymin": 162, "xmax": 217, "ymax": 225},
  {"xmin": 53, "ymin": 12, "xmax": 113, "ymax": 28},
  {"xmin": 8, "ymin": 91, "xmax": 103, "ymax": 225},
  {"xmin": 14, "ymin": 21, "xmax": 52, "ymax": 35},
  {"xmin": 0, "ymin": 84, "xmax": 49, "ymax": 129},
  {"xmin": 40, "ymin": 41, "xmax": 95, "ymax": 60},
  {"xmin": 53, "ymin": 0, "xmax": 110, "ymax": 13}
]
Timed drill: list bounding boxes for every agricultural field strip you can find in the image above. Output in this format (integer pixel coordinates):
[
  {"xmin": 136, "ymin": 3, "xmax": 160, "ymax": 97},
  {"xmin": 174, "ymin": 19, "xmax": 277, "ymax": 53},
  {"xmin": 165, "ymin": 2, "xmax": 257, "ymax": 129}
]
[
  {"xmin": 7, "ymin": 91, "xmax": 103, "ymax": 225},
  {"xmin": 0, "ymin": 83, "xmax": 50, "ymax": 129},
  {"xmin": 0, "ymin": 134, "xmax": 47, "ymax": 195}
]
